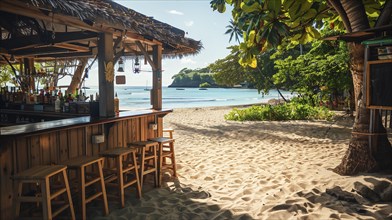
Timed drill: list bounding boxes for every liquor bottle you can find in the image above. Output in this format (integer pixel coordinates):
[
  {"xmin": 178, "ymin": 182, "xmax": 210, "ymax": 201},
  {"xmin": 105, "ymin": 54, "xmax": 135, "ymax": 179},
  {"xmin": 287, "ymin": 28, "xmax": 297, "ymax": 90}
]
[
  {"xmin": 114, "ymin": 92, "xmax": 119, "ymax": 114},
  {"xmin": 55, "ymin": 95, "xmax": 61, "ymax": 112},
  {"xmin": 60, "ymin": 92, "xmax": 65, "ymax": 112},
  {"xmin": 64, "ymin": 99, "xmax": 70, "ymax": 113}
]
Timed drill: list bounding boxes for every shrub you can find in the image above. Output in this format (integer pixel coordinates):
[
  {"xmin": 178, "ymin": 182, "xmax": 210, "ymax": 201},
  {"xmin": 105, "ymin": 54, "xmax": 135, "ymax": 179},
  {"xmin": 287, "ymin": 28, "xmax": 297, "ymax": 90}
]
[
  {"xmin": 199, "ymin": 82, "xmax": 211, "ymax": 88},
  {"xmin": 224, "ymin": 102, "xmax": 334, "ymax": 121}
]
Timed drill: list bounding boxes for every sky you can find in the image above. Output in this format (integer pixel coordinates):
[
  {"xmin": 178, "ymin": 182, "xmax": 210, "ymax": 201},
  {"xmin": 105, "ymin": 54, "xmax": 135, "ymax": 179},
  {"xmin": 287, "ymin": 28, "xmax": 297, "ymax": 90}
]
[{"xmin": 73, "ymin": 0, "xmax": 236, "ymax": 87}]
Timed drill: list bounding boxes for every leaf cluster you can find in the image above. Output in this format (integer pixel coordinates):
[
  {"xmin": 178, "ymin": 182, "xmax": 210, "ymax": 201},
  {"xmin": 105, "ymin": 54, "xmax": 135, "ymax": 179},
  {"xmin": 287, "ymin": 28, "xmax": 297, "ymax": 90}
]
[{"xmin": 210, "ymin": 0, "xmax": 383, "ymax": 68}]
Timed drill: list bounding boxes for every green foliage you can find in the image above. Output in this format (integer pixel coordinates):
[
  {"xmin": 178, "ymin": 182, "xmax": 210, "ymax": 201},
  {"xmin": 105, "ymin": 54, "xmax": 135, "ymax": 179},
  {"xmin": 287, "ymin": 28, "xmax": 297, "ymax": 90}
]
[
  {"xmin": 224, "ymin": 102, "xmax": 334, "ymax": 121},
  {"xmin": 273, "ymin": 35, "xmax": 351, "ymax": 106},
  {"xmin": 225, "ymin": 19, "xmax": 243, "ymax": 43},
  {"xmin": 210, "ymin": 0, "xmax": 383, "ymax": 68},
  {"xmin": 199, "ymin": 82, "xmax": 211, "ymax": 88},
  {"xmin": 0, "ymin": 65, "xmax": 12, "ymax": 87},
  {"xmin": 170, "ymin": 68, "xmax": 216, "ymax": 87},
  {"xmin": 209, "ymin": 46, "xmax": 276, "ymax": 94}
]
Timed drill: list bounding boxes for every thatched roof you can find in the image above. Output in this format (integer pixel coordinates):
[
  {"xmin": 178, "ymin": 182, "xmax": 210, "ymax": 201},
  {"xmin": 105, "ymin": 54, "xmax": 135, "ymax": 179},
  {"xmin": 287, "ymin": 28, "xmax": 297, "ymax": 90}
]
[{"xmin": 0, "ymin": 0, "xmax": 203, "ymax": 60}]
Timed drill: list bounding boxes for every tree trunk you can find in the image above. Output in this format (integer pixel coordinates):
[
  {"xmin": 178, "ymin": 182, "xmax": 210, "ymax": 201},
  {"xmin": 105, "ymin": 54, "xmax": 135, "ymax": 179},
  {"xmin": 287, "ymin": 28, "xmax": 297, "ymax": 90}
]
[
  {"xmin": 68, "ymin": 58, "xmax": 88, "ymax": 94},
  {"xmin": 332, "ymin": 0, "xmax": 392, "ymax": 175},
  {"xmin": 333, "ymin": 43, "xmax": 392, "ymax": 175}
]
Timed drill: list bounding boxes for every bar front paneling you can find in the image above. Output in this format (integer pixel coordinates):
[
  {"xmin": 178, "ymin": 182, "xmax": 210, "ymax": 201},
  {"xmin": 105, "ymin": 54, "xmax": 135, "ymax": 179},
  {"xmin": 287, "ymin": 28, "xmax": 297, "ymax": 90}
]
[{"xmin": 0, "ymin": 109, "xmax": 171, "ymax": 220}]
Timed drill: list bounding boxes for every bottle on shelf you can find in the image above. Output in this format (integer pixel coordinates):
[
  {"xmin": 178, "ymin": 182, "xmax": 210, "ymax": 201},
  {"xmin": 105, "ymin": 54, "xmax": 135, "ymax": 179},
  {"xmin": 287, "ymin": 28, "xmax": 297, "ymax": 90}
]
[
  {"xmin": 55, "ymin": 95, "xmax": 61, "ymax": 112},
  {"xmin": 114, "ymin": 92, "xmax": 119, "ymax": 114}
]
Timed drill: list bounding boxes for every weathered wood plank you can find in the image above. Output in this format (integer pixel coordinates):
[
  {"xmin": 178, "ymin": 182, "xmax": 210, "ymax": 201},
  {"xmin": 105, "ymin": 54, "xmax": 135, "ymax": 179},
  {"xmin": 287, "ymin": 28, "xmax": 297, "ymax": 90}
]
[
  {"xmin": 30, "ymin": 136, "xmax": 40, "ymax": 166},
  {"xmin": 58, "ymin": 130, "xmax": 69, "ymax": 162},
  {"xmin": 40, "ymin": 134, "xmax": 51, "ymax": 165},
  {"xmin": 0, "ymin": 143, "xmax": 13, "ymax": 220}
]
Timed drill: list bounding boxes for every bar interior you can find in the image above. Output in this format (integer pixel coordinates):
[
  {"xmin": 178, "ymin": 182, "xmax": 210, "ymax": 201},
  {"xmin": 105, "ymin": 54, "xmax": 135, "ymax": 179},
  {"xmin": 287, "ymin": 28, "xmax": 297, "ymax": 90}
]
[{"xmin": 0, "ymin": 0, "xmax": 202, "ymax": 219}]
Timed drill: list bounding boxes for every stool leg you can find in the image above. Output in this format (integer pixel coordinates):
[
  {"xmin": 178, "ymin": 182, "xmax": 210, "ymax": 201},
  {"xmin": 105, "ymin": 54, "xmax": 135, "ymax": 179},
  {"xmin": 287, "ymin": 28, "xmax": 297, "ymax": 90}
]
[
  {"xmin": 139, "ymin": 147, "xmax": 145, "ymax": 190},
  {"xmin": 152, "ymin": 144, "xmax": 158, "ymax": 187},
  {"xmin": 97, "ymin": 160, "xmax": 109, "ymax": 215},
  {"xmin": 117, "ymin": 156, "xmax": 125, "ymax": 208},
  {"xmin": 79, "ymin": 167, "xmax": 86, "ymax": 220},
  {"xmin": 62, "ymin": 170, "xmax": 76, "ymax": 220},
  {"xmin": 170, "ymin": 142, "xmax": 177, "ymax": 177},
  {"xmin": 132, "ymin": 151, "xmax": 142, "ymax": 198},
  {"xmin": 41, "ymin": 178, "xmax": 52, "ymax": 220},
  {"xmin": 157, "ymin": 143, "xmax": 163, "ymax": 187},
  {"xmin": 13, "ymin": 180, "xmax": 23, "ymax": 218}
]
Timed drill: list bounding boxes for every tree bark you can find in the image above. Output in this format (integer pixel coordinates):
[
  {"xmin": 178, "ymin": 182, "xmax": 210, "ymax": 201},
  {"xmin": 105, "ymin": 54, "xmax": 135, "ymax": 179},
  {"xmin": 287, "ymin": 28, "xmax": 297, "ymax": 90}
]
[{"xmin": 67, "ymin": 58, "xmax": 88, "ymax": 94}]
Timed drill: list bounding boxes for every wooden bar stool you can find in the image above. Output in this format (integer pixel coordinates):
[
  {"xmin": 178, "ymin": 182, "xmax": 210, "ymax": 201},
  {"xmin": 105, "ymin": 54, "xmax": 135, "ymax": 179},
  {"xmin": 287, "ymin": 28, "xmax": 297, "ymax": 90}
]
[
  {"xmin": 99, "ymin": 147, "xmax": 141, "ymax": 208},
  {"xmin": 148, "ymin": 137, "xmax": 176, "ymax": 187},
  {"xmin": 127, "ymin": 141, "xmax": 159, "ymax": 190},
  {"xmin": 61, "ymin": 156, "xmax": 108, "ymax": 220},
  {"xmin": 13, "ymin": 165, "xmax": 75, "ymax": 220},
  {"xmin": 163, "ymin": 128, "xmax": 174, "ymax": 139}
]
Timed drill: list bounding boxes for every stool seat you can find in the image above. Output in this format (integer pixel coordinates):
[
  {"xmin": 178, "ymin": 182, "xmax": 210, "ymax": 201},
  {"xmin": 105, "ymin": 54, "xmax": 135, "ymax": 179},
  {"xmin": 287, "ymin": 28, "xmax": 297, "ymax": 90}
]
[
  {"xmin": 14, "ymin": 165, "xmax": 67, "ymax": 180},
  {"xmin": 13, "ymin": 165, "xmax": 75, "ymax": 220},
  {"xmin": 148, "ymin": 137, "xmax": 174, "ymax": 144},
  {"xmin": 99, "ymin": 147, "xmax": 141, "ymax": 208},
  {"xmin": 130, "ymin": 140, "xmax": 159, "ymax": 147},
  {"xmin": 100, "ymin": 147, "xmax": 137, "ymax": 157},
  {"xmin": 62, "ymin": 156, "xmax": 103, "ymax": 168}
]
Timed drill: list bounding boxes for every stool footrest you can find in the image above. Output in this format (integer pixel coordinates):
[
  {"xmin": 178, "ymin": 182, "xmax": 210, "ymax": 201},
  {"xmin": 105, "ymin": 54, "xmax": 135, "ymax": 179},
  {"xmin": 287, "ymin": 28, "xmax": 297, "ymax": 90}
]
[
  {"xmin": 124, "ymin": 180, "xmax": 138, "ymax": 188},
  {"xmin": 122, "ymin": 166, "xmax": 136, "ymax": 173},
  {"xmin": 52, "ymin": 204, "xmax": 70, "ymax": 218},
  {"xmin": 50, "ymin": 188, "xmax": 67, "ymax": 200},
  {"xmin": 85, "ymin": 177, "xmax": 101, "ymax": 187},
  {"xmin": 86, "ymin": 192, "xmax": 103, "ymax": 203}
]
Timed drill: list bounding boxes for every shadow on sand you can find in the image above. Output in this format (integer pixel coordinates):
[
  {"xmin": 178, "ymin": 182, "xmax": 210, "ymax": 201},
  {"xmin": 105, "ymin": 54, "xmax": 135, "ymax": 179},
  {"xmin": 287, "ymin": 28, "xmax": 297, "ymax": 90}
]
[
  {"xmin": 270, "ymin": 173, "xmax": 392, "ymax": 219},
  {"xmin": 87, "ymin": 175, "xmax": 255, "ymax": 220}
]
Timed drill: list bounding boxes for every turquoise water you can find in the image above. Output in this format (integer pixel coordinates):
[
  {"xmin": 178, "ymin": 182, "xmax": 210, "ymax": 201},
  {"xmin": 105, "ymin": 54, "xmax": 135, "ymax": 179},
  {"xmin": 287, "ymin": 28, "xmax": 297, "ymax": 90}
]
[{"xmin": 81, "ymin": 86, "xmax": 294, "ymax": 110}]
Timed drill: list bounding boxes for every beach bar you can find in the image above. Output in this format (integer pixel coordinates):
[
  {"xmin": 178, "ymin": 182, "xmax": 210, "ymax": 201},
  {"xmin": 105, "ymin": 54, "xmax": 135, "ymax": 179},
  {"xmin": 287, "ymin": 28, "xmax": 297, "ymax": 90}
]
[{"xmin": 0, "ymin": 0, "xmax": 201, "ymax": 219}]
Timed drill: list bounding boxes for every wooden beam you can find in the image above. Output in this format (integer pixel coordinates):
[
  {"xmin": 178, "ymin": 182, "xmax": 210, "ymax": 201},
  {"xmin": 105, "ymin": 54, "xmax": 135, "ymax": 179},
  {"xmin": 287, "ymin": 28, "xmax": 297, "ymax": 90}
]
[
  {"xmin": 1, "ymin": 31, "xmax": 97, "ymax": 50},
  {"xmin": 151, "ymin": 45, "xmax": 162, "ymax": 110},
  {"xmin": 34, "ymin": 51, "xmax": 95, "ymax": 59},
  {"xmin": 12, "ymin": 47, "xmax": 71, "ymax": 56},
  {"xmin": 55, "ymin": 43, "xmax": 90, "ymax": 52},
  {"xmin": 135, "ymin": 41, "xmax": 157, "ymax": 71},
  {"xmin": 98, "ymin": 32, "xmax": 115, "ymax": 117}
]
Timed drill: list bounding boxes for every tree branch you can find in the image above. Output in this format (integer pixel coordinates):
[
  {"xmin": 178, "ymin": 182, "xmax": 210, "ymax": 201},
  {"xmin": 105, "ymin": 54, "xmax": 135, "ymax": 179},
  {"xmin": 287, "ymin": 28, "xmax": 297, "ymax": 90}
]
[
  {"xmin": 327, "ymin": 0, "xmax": 352, "ymax": 32},
  {"xmin": 376, "ymin": 0, "xmax": 392, "ymax": 27}
]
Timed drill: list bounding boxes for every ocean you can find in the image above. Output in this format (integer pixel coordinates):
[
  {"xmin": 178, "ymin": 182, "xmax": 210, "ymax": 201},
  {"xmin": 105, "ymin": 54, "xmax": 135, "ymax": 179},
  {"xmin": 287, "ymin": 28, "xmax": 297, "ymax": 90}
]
[{"xmin": 81, "ymin": 86, "xmax": 294, "ymax": 110}]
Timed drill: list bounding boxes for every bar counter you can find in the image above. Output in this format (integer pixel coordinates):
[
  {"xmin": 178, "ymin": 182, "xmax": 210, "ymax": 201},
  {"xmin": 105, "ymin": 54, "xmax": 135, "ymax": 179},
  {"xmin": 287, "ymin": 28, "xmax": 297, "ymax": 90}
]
[
  {"xmin": 0, "ymin": 109, "xmax": 172, "ymax": 220},
  {"xmin": 0, "ymin": 109, "xmax": 172, "ymax": 137}
]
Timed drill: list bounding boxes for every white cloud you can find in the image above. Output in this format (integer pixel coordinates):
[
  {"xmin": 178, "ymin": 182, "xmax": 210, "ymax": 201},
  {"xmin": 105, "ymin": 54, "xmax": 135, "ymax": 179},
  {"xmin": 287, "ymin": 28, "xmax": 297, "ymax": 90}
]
[
  {"xmin": 184, "ymin": 20, "xmax": 194, "ymax": 27},
  {"xmin": 168, "ymin": 10, "xmax": 184, "ymax": 15},
  {"xmin": 180, "ymin": 58, "xmax": 196, "ymax": 64}
]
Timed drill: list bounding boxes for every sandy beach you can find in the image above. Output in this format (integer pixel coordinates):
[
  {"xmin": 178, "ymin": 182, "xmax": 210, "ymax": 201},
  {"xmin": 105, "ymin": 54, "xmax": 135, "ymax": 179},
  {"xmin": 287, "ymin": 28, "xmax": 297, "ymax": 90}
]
[{"xmin": 91, "ymin": 106, "xmax": 392, "ymax": 220}]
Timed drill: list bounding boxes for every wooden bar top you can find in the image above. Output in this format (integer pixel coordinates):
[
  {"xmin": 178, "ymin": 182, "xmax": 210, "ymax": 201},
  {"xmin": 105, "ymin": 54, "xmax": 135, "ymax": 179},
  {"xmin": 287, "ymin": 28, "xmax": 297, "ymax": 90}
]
[{"xmin": 0, "ymin": 109, "xmax": 172, "ymax": 137}]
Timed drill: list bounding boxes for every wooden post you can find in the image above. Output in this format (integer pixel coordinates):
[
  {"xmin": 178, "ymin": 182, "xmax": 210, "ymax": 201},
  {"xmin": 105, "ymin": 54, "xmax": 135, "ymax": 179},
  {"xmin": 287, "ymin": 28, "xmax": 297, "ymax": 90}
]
[
  {"xmin": 152, "ymin": 45, "xmax": 162, "ymax": 110},
  {"xmin": 23, "ymin": 58, "xmax": 35, "ymax": 91},
  {"xmin": 98, "ymin": 32, "xmax": 115, "ymax": 117}
]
